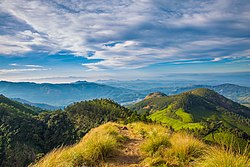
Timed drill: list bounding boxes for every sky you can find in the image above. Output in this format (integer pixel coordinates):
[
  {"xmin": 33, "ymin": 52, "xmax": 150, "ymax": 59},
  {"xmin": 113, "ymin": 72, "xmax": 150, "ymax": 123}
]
[{"xmin": 0, "ymin": 0, "xmax": 250, "ymax": 83}]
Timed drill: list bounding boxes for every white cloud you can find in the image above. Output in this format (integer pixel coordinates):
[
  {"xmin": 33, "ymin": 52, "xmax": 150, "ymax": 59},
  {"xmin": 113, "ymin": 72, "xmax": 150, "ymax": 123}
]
[
  {"xmin": 0, "ymin": 68, "xmax": 48, "ymax": 74},
  {"xmin": 0, "ymin": 0, "xmax": 250, "ymax": 70},
  {"xmin": 9, "ymin": 63, "xmax": 43, "ymax": 68}
]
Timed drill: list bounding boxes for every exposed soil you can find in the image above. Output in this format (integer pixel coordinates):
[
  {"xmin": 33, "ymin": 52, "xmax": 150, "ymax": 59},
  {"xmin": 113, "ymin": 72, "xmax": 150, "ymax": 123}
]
[{"xmin": 104, "ymin": 126, "xmax": 144, "ymax": 167}]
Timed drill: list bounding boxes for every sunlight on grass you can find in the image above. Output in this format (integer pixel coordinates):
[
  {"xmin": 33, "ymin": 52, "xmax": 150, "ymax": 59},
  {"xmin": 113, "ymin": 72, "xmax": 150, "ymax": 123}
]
[
  {"xmin": 140, "ymin": 132, "xmax": 171, "ymax": 156},
  {"xmin": 176, "ymin": 108, "xmax": 193, "ymax": 123},
  {"xmin": 129, "ymin": 122, "xmax": 206, "ymax": 166},
  {"xmin": 32, "ymin": 122, "xmax": 250, "ymax": 167},
  {"xmin": 168, "ymin": 133, "xmax": 206, "ymax": 166},
  {"xmin": 198, "ymin": 147, "xmax": 250, "ymax": 167},
  {"xmin": 31, "ymin": 122, "xmax": 123, "ymax": 167},
  {"xmin": 148, "ymin": 108, "xmax": 203, "ymax": 130}
]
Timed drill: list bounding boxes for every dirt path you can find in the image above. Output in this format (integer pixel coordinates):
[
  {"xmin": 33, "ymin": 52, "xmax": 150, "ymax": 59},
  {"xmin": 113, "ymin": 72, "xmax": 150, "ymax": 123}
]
[{"xmin": 104, "ymin": 126, "xmax": 144, "ymax": 167}]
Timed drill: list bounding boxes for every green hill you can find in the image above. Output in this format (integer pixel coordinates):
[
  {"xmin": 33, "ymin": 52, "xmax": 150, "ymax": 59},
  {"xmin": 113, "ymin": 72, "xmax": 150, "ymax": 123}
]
[
  {"xmin": 0, "ymin": 94, "xmax": 39, "ymax": 115},
  {"xmin": 130, "ymin": 88, "xmax": 250, "ymax": 136},
  {"xmin": 0, "ymin": 95, "xmax": 133, "ymax": 167}
]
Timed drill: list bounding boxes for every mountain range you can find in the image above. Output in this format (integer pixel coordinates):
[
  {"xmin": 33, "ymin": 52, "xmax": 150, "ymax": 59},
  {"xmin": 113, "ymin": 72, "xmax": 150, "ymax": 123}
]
[
  {"xmin": 0, "ymin": 81, "xmax": 249, "ymax": 108},
  {"xmin": 0, "ymin": 81, "xmax": 143, "ymax": 106}
]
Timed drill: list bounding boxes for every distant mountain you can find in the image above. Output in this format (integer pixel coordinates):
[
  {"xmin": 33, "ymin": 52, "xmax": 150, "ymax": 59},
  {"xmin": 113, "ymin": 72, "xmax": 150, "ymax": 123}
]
[
  {"xmin": 0, "ymin": 81, "xmax": 143, "ymax": 106},
  {"xmin": 0, "ymin": 81, "xmax": 249, "ymax": 108},
  {"xmin": 12, "ymin": 98, "xmax": 61, "ymax": 110},
  {"xmin": 144, "ymin": 92, "xmax": 167, "ymax": 99},
  {"xmin": 0, "ymin": 95, "xmax": 133, "ymax": 167},
  {"xmin": 130, "ymin": 88, "xmax": 250, "ymax": 135},
  {"xmin": 211, "ymin": 84, "xmax": 250, "ymax": 107},
  {"xmin": 143, "ymin": 83, "xmax": 250, "ymax": 107}
]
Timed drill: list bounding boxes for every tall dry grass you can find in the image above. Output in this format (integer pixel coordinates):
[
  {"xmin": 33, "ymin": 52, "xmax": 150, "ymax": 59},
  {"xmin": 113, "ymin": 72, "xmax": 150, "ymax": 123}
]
[
  {"xmin": 197, "ymin": 146, "xmax": 250, "ymax": 167},
  {"xmin": 31, "ymin": 122, "xmax": 123, "ymax": 167}
]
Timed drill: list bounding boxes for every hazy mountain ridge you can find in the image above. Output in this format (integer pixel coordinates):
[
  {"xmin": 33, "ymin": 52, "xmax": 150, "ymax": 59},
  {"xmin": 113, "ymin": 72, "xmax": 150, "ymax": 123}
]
[
  {"xmin": 12, "ymin": 98, "xmax": 61, "ymax": 110},
  {"xmin": 0, "ymin": 81, "xmax": 143, "ymax": 106},
  {"xmin": 0, "ymin": 81, "xmax": 249, "ymax": 108}
]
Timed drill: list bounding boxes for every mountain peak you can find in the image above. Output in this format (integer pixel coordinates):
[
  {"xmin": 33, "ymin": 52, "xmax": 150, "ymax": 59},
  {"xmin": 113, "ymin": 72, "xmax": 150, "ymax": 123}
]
[
  {"xmin": 144, "ymin": 92, "xmax": 167, "ymax": 99},
  {"xmin": 189, "ymin": 88, "xmax": 217, "ymax": 96},
  {"xmin": 73, "ymin": 80, "xmax": 88, "ymax": 84}
]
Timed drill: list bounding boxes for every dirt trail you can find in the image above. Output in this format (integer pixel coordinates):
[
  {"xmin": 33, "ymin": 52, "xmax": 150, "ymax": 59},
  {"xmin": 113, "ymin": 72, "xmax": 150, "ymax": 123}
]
[{"xmin": 105, "ymin": 126, "xmax": 144, "ymax": 167}]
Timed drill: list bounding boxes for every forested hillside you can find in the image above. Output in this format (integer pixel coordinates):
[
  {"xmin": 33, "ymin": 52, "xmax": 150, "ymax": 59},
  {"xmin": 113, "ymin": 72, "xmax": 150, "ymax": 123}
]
[{"xmin": 0, "ymin": 96, "xmax": 133, "ymax": 167}]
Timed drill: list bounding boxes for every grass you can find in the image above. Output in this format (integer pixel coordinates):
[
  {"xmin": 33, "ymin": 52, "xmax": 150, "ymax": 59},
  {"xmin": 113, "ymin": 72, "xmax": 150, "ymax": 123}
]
[
  {"xmin": 198, "ymin": 147, "xmax": 250, "ymax": 167},
  {"xmin": 176, "ymin": 108, "xmax": 193, "ymax": 123},
  {"xmin": 167, "ymin": 133, "xmax": 206, "ymax": 166},
  {"xmin": 140, "ymin": 132, "xmax": 171, "ymax": 156},
  {"xmin": 204, "ymin": 131, "xmax": 250, "ymax": 154},
  {"xmin": 148, "ymin": 108, "xmax": 203, "ymax": 130},
  {"xmin": 129, "ymin": 122, "xmax": 206, "ymax": 167},
  {"xmin": 128, "ymin": 122, "xmax": 169, "ymax": 138},
  {"xmin": 31, "ymin": 122, "xmax": 250, "ymax": 167},
  {"xmin": 31, "ymin": 122, "xmax": 124, "ymax": 167}
]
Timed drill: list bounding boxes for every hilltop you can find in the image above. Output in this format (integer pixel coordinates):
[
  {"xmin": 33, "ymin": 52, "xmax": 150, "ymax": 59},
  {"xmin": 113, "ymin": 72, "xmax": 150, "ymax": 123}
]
[
  {"xmin": 143, "ymin": 83, "xmax": 250, "ymax": 107},
  {"xmin": 31, "ymin": 122, "xmax": 250, "ymax": 167},
  {"xmin": 144, "ymin": 92, "xmax": 167, "ymax": 99},
  {"xmin": 130, "ymin": 88, "xmax": 250, "ymax": 141}
]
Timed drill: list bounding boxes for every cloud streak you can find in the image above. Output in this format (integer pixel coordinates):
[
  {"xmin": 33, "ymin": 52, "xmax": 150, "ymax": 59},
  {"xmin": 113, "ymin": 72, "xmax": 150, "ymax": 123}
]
[
  {"xmin": 0, "ymin": 0, "xmax": 250, "ymax": 71},
  {"xmin": 0, "ymin": 68, "xmax": 48, "ymax": 74}
]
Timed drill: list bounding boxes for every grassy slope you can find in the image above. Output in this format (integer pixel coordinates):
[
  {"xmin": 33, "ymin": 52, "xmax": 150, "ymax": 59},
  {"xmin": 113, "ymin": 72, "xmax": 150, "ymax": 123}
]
[
  {"xmin": 148, "ymin": 108, "xmax": 203, "ymax": 130},
  {"xmin": 32, "ymin": 122, "xmax": 250, "ymax": 167},
  {"xmin": 131, "ymin": 88, "xmax": 250, "ymax": 135}
]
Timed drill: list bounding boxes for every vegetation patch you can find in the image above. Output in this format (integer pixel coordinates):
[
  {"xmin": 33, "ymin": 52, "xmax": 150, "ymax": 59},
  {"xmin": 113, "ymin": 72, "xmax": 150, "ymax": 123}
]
[
  {"xmin": 198, "ymin": 147, "xmax": 250, "ymax": 167},
  {"xmin": 176, "ymin": 108, "xmax": 193, "ymax": 123},
  {"xmin": 31, "ymin": 122, "xmax": 124, "ymax": 167},
  {"xmin": 148, "ymin": 108, "xmax": 203, "ymax": 130}
]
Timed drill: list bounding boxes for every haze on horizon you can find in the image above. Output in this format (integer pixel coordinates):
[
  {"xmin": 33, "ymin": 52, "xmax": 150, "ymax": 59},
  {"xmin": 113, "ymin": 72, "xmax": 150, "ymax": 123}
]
[{"xmin": 0, "ymin": 0, "xmax": 250, "ymax": 83}]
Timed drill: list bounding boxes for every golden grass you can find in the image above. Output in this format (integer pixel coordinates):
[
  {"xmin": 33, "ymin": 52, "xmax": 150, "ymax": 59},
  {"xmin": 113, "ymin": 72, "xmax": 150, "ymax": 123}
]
[
  {"xmin": 128, "ymin": 122, "xmax": 169, "ymax": 138},
  {"xmin": 197, "ymin": 147, "xmax": 250, "ymax": 167},
  {"xmin": 31, "ymin": 122, "xmax": 249, "ymax": 167},
  {"xmin": 140, "ymin": 132, "xmax": 171, "ymax": 156},
  {"xmin": 168, "ymin": 133, "xmax": 206, "ymax": 163},
  {"xmin": 31, "ymin": 122, "xmax": 123, "ymax": 167},
  {"xmin": 130, "ymin": 122, "xmax": 206, "ymax": 167}
]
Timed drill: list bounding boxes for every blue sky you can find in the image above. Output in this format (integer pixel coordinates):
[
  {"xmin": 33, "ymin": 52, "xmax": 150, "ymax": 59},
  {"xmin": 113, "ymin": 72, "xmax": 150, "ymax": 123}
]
[{"xmin": 0, "ymin": 0, "xmax": 250, "ymax": 82}]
